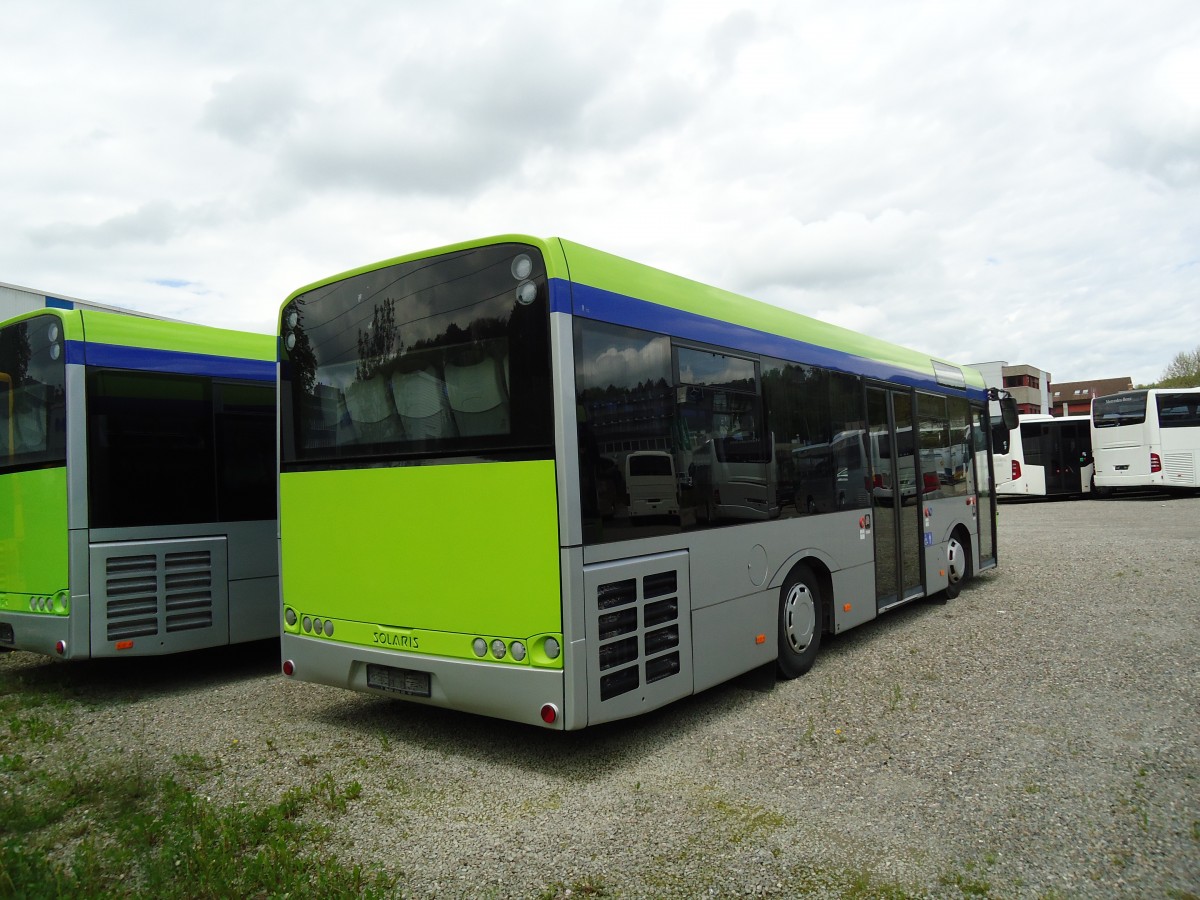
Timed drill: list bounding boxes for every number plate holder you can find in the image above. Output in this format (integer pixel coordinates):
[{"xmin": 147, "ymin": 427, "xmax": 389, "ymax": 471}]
[{"xmin": 366, "ymin": 663, "xmax": 431, "ymax": 698}]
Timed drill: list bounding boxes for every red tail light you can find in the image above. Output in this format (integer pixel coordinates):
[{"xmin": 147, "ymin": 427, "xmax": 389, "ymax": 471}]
[
  {"xmin": 1012, "ymin": 460, "xmax": 1022, "ymax": 480},
  {"xmin": 1150, "ymin": 452, "xmax": 1162, "ymax": 473}
]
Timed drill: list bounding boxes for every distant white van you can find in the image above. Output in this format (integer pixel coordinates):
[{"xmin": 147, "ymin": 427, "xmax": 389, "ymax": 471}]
[{"xmin": 624, "ymin": 450, "xmax": 679, "ymax": 519}]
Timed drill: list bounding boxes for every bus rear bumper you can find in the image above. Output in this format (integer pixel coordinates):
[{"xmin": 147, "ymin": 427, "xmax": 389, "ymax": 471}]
[
  {"xmin": 280, "ymin": 633, "xmax": 567, "ymax": 729},
  {"xmin": 0, "ymin": 610, "xmax": 71, "ymax": 658}
]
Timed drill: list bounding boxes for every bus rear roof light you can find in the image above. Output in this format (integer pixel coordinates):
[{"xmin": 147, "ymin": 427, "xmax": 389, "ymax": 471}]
[{"xmin": 540, "ymin": 703, "xmax": 558, "ymax": 725}]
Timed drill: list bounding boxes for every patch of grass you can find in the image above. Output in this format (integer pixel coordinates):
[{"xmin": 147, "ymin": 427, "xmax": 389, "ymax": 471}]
[
  {"xmin": 939, "ymin": 855, "xmax": 997, "ymax": 897},
  {"xmin": 0, "ymin": 768, "xmax": 397, "ymax": 898},
  {"xmin": 536, "ymin": 876, "xmax": 612, "ymax": 899}
]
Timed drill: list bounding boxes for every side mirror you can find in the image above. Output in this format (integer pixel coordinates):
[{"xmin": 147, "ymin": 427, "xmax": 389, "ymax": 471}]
[{"xmin": 999, "ymin": 397, "xmax": 1019, "ymax": 430}]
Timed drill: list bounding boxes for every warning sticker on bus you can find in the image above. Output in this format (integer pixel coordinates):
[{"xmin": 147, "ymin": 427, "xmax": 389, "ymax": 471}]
[{"xmin": 366, "ymin": 664, "xmax": 431, "ymax": 698}]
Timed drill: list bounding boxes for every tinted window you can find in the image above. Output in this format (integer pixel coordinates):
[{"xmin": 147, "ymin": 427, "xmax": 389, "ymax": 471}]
[
  {"xmin": 87, "ymin": 371, "xmax": 275, "ymax": 528},
  {"xmin": 0, "ymin": 315, "xmax": 67, "ymax": 472},
  {"xmin": 281, "ymin": 243, "xmax": 553, "ymax": 467},
  {"xmin": 88, "ymin": 371, "xmax": 217, "ymax": 527},
  {"xmin": 1156, "ymin": 393, "xmax": 1200, "ymax": 428}
]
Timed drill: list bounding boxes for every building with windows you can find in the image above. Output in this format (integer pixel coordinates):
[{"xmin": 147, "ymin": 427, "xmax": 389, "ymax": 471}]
[
  {"xmin": 1049, "ymin": 377, "xmax": 1134, "ymax": 417},
  {"xmin": 970, "ymin": 361, "xmax": 1050, "ymax": 415}
]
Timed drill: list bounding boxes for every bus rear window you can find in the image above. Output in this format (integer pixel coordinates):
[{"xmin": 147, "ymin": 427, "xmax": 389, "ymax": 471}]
[
  {"xmin": 280, "ymin": 243, "xmax": 553, "ymax": 467},
  {"xmin": 0, "ymin": 315, "xmax": 67, "ymax": 472},
  {"xmin": 1092, "ymin": 392, "xmax": 1147, "ymax": 428}
]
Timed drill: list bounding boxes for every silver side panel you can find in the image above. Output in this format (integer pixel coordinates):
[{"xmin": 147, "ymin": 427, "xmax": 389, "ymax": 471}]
[
  {"xmin": 559, "ymin": 546, "xmax": 589, "ymax": 731},
  {"xmin": 551, "ymin": 310, "xmax": 581, "ymax": 548},
  {"xmin": 583, "ymin": 550, "xmax": 692, "ymax": 726},
  {"xmin": 88, "ymin": 535, "xmax": 228, "ymax": 657},
  {"xmin": 281, "ymin": 632, "xmax": 567, "ymax": 729},
  {"xmin": 229, "ymin": 576, "xmax": 279, "ymax": 643},
  {"xmin": 691, "ymin": 589, "xmax": 776, "ymax": 693}
]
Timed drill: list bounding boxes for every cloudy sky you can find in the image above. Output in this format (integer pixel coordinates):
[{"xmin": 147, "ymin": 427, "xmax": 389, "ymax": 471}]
[{"xmin": 3, "ymin": 0, "xmax": 1198, "ymax": 386}]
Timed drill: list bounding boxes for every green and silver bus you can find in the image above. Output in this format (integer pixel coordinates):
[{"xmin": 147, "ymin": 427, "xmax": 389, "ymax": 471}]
[
  {"xmin": 277, "ymin": 236, "xmax": 1015, "ymax": 729},
  {"xmin": 0, "ymin": 308, "xmax": 278, "ymax": 658}
]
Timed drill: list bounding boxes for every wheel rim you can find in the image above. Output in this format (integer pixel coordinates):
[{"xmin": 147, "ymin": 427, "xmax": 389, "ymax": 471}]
[
  {"xmin": 784, "ymin": 582, "xmax": 816, "ymax": 653},
  {"xmin": 946, "ymin": 537, "xmax": 965, "ymax": 585}
]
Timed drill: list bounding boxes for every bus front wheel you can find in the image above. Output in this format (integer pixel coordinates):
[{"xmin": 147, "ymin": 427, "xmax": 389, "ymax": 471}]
[{"xmin": 777, "ymin": 564, "xmax": 823, "ymax": 679}]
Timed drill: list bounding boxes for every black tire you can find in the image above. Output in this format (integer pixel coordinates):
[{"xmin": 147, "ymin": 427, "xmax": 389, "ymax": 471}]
[
  {"xmin": 777, "ymin": 564, "xmax": 823, "ymax": 679},
  {"xmin": 942, "ymin": 530, "xmax": 971, "ymax": 600}
]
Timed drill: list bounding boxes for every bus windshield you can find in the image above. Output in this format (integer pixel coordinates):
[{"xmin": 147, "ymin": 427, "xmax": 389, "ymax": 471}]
[
  {"xmin": 1092, "ymin": 391, "xmax": 1147, "ymax": 428},
  {"xmin": 280, "ymin": 243, "xmax": 553, "ymax": 466},
  {"xmin": 0, "ymin": 315, "xmax": 67, "ymax": 471}
]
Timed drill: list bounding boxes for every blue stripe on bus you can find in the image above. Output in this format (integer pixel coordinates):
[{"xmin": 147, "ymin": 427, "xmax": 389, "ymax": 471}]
[
  {"xmin": 78, "ymin": 342, "xmax": 275, "ymax": 381},
  {"xmin": 559, "ymin": 279, "xmax": 986, "ymax": 401}
]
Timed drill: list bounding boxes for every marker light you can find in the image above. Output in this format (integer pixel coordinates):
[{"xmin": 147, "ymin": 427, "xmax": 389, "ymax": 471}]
[
  {"xmin": 515, "ymin": 281, "xmax": 537, "ymax": 305},
  {"xmin": 511, "ymin": 254, "xmax": 533, "ymax": 279},
  {"xmin": 544, "ymin": 637, "xmax": 561, "ymax": 660},
  {"xmin": 116, "ymin": 640, "xmax": 134, "ymax": 651},
  {"xmin": 54, "ymin": 640, "xmax": 66, "ymax": 656},
  {"xmin": 540, "ymin": 703, "xmax": 559, "ymax": 725},
  {"xmin": 473, "ymin": 638, "xmax": 488, "ymax": 657},
  {"xmin": 282, "ymin": 659, "xmax": 295, "ymax": 676},
  {"xmin": 510, "ymin": 641, "xmax": 527, "ymax": 662}
]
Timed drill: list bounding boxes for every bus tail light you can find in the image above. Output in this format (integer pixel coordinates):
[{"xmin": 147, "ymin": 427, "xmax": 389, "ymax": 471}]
[
  {"xmin": 1150, "ymin": 452, "xmax": 1162, "ymax": 473},
  {"xmin": 282, "ymin": 659, "xmax": 295, "ymax": 676},
  {"xmin": 1011, "ymin": 460, "xmax": 1021, "ymax": 480}
]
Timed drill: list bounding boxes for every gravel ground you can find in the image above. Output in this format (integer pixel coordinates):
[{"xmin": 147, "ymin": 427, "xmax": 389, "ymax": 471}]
[{"xmin": 4, "ymin": 494, "xmax": 1198, "ymax": 897}]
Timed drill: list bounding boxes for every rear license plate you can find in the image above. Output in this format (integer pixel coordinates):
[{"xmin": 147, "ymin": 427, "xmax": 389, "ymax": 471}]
[{"xmin": 366, "ymin": 664, "xmax": 431, "ymax": 697}]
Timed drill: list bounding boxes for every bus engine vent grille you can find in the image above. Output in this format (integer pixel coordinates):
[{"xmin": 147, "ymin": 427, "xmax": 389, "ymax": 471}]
[
  {"xmin": 164, "ymin": 550, "xmax": 214, "ymax": 632},
  {"xmin": 97, "ymin": 540, "xmax": 223, "ymax": 644},
  {"xmin": 105, "ymin": 555, "xmax": 160, "ymax": 640},
  {"xmin": 593, "ymin": 561, "xmax": 685, "ymax": 703}
]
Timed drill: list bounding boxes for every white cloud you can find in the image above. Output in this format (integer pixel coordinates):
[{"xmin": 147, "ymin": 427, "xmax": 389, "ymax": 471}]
[{"xmin": 0, "ymin": 0, "xmax": 1198, "ymax": 386}]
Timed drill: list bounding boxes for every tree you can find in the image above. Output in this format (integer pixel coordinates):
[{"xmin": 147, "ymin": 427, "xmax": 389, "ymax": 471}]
[{"xmin": 1158, "ymin": 346, "xmax": 1200, "ymax": 388}]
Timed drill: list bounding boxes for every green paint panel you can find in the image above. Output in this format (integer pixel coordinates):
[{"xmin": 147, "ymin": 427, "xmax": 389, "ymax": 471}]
[
  {"xmin": 0, "ymin": 467, "xmax": 68, "ymax": 600},
  {"xmin": 80, "ymin": 311, "xmax": 275, "ymax": 360},
  {"xmin": 557, "ymin": 238, "xmax": 986, "ymax": 391},
  {"xmin": 280, "ymin": 460, "xmax": 562, "ymax": 641}
]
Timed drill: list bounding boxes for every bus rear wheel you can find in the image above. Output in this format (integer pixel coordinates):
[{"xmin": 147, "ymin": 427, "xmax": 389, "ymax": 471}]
[
  {"xmin": 943, "ymin": 530, "xmax": 971, "ymax": 600},
  {"xmin": 777, "ymin": 564, "xmax": 823, "ymax": 679}
]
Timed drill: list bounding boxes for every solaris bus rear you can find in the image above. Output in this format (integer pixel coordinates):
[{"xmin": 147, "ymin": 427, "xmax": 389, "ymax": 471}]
[
  {"xmin": 277, "ymin": 236, "xmax": 1014, "ymax": 729},
  {"xmin": 0, "ymin": 309, "xmax": 278, "ymax": 658}
]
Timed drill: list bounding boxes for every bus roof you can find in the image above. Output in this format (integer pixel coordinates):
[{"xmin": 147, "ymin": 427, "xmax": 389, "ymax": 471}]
[
  {"xmin": 281, "ymin": 234, "xmax": 987, "ymax": 397},
  {"xmin": 1, "ymin": 307, "xmax": 275, "ymax": 380}
]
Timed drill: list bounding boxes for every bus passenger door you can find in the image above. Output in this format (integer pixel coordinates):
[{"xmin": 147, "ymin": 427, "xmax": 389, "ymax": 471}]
[
  {"xmin": 867, "ymin": 386, "xmax": 923, "ymax": 610},
  {"xmin": 973, "ymin": 405, "xmax": 996, "ymax": 567}
]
